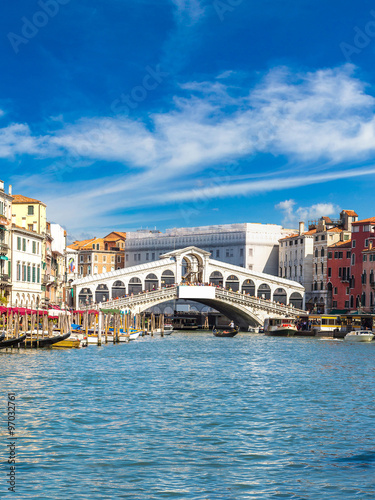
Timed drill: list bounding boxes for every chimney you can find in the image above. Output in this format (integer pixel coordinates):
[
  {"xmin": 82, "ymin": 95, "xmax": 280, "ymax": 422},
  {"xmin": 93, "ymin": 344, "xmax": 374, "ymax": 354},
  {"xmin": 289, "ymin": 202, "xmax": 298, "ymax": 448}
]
[
  {"xmin": 8, "ymin": 184, "xmax": 12, "ymax": 196},
  {"xmin": 299, "ymin": 221, "xmax": 305, "ymax": 235}
]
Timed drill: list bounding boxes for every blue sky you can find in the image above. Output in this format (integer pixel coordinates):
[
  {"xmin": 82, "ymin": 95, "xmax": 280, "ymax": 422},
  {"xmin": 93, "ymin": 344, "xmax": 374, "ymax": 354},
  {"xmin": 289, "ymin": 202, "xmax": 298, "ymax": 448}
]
[{"xmin": 2, "ymin": 0, "xmax": 375, "ymax": 240}]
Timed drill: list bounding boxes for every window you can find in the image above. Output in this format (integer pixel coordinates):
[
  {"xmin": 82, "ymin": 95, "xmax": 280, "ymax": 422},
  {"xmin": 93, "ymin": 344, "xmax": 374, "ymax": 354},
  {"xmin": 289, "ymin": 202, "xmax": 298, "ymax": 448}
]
[
  {"xmin": 320, "ymin": 281, "xmax": 324, "ymax": 290},
  {"xmin": 346, "ymin": 287, "xmax": 350, "ymax": 295},
  {"xmin": 17, "ymin": 262, "xmax": 21, "ymax": 281},
  {"xmin": 80, "ymin": 266, "xmax": 83, "ymax": 275},
  {"xmin": 315, "ymin": 249, "xmax": 318, "ymax": 257},
  {"xmin": 27, "ymin": 205, "xmax": 34, "ymax": 215},
  {"xmin": 321, "ymin": 263, "xmax": 324, "ymax": 274},
  {"xmin": 0, "ymin": 201, "xmax": 3, "ymax": 215},
  {"xmin": 103, "ymin": 266, "xmax": 106, "ymax": 273},
  {"xmin": 103, "ymin": 256, "xmax": 106, "ymax": 263},
  {"xmin": 27, "ymin": 265, "xmax": 31, "ymax": 282},
  {"xmin": 94, "ymin": 266, "xmax": 98, "ymax": 274},
  {"xmin": 338, "ymin": 252, "xmax": 343, "ymax": 259},
  {"xmin": 17, "ymin": 237, "xmax": 21, "ymax": 251},
  {"xmin": 351, "ymin": 254, "xmax": 355, "ymax": 265},
  {"xmin": 92, "ymin": 244, "xmax": 95, "ymax": 249},
  {"xmin": 28, "ymin": 224, "xmax": 33, "ymax": 231},
  {"xmin": 363, "ymin": 225, "xmax": 371, "ymax": 232},
  {"xmin": 117, "ymin": 256, "xmax": 121, "ymax": 263},
  {"xmin": 363, "ymin": 254, "xmax": 367, "ymax": 262},
  {"xmin": 338, "ymin": 267, "xmax": 342, "ymax": 277},
  {"xmin": 365, "ymin": 239, "xmax": 369, "ymax": 247},
  {"xmin": 80, "ymin": 255, "xmax": 84, "ymax": 263},
  {"xmin": 328, "ymin": 252, "xmax": 332, "ymax": 259},
  {"xmin": 126, "ymin": 254, "xmax": 129, "ymax": 262},
  {"xmin": 345, "ymin": 300, "xmax": 349, "ymax": 308},
  {"xmin": 248, "ymin": 248, "xmax": 253, "ymax": 257},
  {"xmin": 346, "ymin": 251, "xmax": 351, "ymax": 259},
  {"xmin": 32, "ymin": 266, "xmax": 36, "ymax": 283},
  {"xmin": 321, "ymin": 248, "xmax": 324, "ymax": 257},
  {"xmin": 352, "ymin": 226, "xmax": 359, "ymax": 232},
  {"xmin": 240, "ymin": 248, "xmax": 244, "ymax": 257},
  {"xmin": 216, "ymin": 249, "xmax": 220, "ymax": 258},
  {"xmin": 96, "ymin": 244, "xmax": 99, "ymax": 250},
  {"xmin": 352, "ymin": 240, "xmax": 356, "ymax": 248},
  {"xmin": 32, "ymin": 241, "xmax": 36, "ymax": 253},
  {"xmin": 333, "ymin": 301, "xmax": 338, "ymax": 308},
  {"xmin": 328, "ymin": 268, "xmax": 332, "ymax": 277},
  {"xmin": 94, "ymin": 255, "xmax": 98, "ymax": 262},
  {"xmin": 146, "ymin": 253, "xmax": 149, "ymax": 261},
  {"xmin": 22, "ymin": 238, "xmax": 26, "ymax": 252},
  {"xmin": 152, "ymin": 253, "xmax": 155, "ymax": 260},
  {"xmin": 37, "ymin": 266, "xmax": 40, "ymax": 283},
  {"xmin": 321, "ymin": 235, "xmax": 325, "ymax": 241},
  {"xmin": 22, "ymin": 264, "xmax": 26, "ymax": 281}
]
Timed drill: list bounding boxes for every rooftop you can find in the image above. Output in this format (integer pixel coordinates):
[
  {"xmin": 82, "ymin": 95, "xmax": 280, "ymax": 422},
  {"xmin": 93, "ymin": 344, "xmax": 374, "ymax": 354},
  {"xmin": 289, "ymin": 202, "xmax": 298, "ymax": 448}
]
[{"xmin": 12, "ymin": 194, "xmax": 46, "ymax": 206}]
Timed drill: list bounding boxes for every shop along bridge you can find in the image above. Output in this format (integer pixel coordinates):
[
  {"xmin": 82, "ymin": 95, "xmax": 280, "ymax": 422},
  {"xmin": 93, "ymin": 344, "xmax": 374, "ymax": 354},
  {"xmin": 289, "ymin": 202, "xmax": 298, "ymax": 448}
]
[{"xmin": 72, "ymin": 246, "xmax": 305, "ymax": 328}]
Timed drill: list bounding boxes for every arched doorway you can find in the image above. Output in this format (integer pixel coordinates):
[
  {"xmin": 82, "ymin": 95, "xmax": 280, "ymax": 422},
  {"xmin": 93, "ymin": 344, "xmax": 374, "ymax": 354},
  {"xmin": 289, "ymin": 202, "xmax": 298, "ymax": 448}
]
[
  {"xmin": 257, "ymin": 284, "xmax": 271, "ymax": 300},
  {"xmin": 241, "ymin": 279, "xmax": 255, "ymax": 296},
  {"xmin": 161, "ymin": 270, "xmax": 175, "ymax": 287},
  {"xmin": 209, "ymin": 271, "xmax": 223, "ymax": 287},
  {"xmin": 145, "ymin": 273, "xmax": 158, "ymax": 291},
  {"xmin": 112, "ymin": 280, "xmax": 126, "ymax": 298},
  {"xmin": 79, "ymin": 288, "xmax": 93, "ymax": 307},
  {"xmin": 289, "ymin": 292, "xmax": 303, "ymax": 309},
  {"xmin": 225, "ymin": 275, "xmax": 239, "ymax": 292},
  {"xmin": 129, "ymin": 277, "xmax": 142, "ymax": 295},
  {"xmin": 95, "ymin": 284, "xmax": 109, "ymax": 303},
  {"xmin": 273, "ymin": 288, "xmax": 287, "ymax": 304}
]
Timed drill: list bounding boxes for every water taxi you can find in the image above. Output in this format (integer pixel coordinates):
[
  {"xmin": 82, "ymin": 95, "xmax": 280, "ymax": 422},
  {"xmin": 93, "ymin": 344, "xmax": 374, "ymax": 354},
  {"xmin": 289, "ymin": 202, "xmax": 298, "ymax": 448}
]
[
  {"xmin": 344, "ymin": 330, "xmax": 374, "ymax": 342},
  {"xmin": 264, "ymin": 318, "xmax": 297, "ymax": 336}
]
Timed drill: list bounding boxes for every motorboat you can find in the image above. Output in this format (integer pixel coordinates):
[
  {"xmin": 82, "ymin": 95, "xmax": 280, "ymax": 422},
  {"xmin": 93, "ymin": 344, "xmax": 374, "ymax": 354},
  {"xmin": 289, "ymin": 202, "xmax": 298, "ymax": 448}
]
[
  {"xmin": 264, "ymin": 318, "xmax": 297, "ymax": 336},
  {"xmin": 344, "ymin": 330, "xmax": 374, "ymax": 342}
]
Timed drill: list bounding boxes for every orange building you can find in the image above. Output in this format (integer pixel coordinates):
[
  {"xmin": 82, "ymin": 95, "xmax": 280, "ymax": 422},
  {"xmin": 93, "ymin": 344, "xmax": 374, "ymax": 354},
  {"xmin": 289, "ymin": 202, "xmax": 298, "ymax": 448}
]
[{"xmin": 68, "ymin": 232, "xmax": 126, "ymax": 278}]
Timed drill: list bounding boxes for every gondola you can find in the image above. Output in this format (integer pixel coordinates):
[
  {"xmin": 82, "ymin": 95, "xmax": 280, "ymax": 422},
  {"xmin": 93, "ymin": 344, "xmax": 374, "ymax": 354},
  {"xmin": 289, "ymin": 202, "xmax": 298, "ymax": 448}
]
[
  {"xmin": 212, "ymin": 326, "xmax": 239, "ymax": 337},
  {"xmin": 0, "ymin": 333, "xmax": 27, "ymax": 349},
  {"xmin": 19, "ymin": 332, "xmax": 71, "ymax": 348}
]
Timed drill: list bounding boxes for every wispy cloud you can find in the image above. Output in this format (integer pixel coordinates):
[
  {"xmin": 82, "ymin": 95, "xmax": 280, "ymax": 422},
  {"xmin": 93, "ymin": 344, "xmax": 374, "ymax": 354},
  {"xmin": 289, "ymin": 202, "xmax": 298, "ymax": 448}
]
[
  {"xmin": 275, "ymin": 199, "xmax": 340, "ymax": 227},
  {"xmin": 5, "ymin": 64, "xmax": 375, "ymax": 231}
]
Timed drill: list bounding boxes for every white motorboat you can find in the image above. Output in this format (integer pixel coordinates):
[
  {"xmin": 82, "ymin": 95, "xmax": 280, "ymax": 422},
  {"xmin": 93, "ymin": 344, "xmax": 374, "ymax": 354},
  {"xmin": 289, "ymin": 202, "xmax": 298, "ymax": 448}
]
[
  {"xmin": 264, "ymin": 318, "xmax": 297, "ymax": 336},
  {"xmin": 344, "ymin": 330, "xmax": 374, "ymax": 342}
]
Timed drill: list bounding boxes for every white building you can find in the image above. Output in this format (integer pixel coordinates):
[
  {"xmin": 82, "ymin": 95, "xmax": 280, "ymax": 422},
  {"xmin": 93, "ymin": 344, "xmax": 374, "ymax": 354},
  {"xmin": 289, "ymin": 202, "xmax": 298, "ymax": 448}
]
[
  {"xmin": 279, "ymin": 222, "xmax": 315, "ymax": 305},
  {"xmin": 0, "ymin": 180, "xmax": 13, "ymax": 303},
  {"xmin": 125, "ymin": 223, "xmax": 295, "ymax": 276},
  {"xmin": 10, "ymin": 225, "xmax": 43, "ymax": 308}
]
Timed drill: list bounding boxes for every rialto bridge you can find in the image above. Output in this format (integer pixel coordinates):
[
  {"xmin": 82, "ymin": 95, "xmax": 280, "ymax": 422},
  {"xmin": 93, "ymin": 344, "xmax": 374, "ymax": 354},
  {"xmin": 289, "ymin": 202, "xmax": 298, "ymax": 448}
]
[{"xmin": 72, "ymin": 246, "xmax": 305, "ymax": 328}]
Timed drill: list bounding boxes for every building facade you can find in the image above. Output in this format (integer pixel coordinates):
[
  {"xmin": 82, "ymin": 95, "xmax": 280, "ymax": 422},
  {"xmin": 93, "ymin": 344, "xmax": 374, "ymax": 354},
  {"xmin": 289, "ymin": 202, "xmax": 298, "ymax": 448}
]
[
  {"xmin": 327, "ymin": 240, "xmax": 351, "ymax": 312},
  {"xmin": 10, "ymin": 225, "xmax": 43, "ymax": 308},
  {"xmin": 125, "ymin": 223, "xmax": 295, "ymax": 275},
  {"xmin": 68, "ymin": 232, "xmax": 126, "ymax": 278},
  {"xmin": 0, "ymin": 181, "xmax": 13, "ymax": 304},
  {"xmin": 278, "ymin": 222, "xmax": 315, "ymax": 304},
  {"xmin": 350, "ymin": 217, "xmax": 375, "ymax": 311}
]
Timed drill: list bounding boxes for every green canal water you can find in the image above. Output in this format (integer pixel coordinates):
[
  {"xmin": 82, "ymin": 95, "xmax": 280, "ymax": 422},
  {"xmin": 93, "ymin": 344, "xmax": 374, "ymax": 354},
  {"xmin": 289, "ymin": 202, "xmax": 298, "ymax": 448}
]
[{"xmin": 1, "ymin": 332, "xmax": 375, "ymax": 499}]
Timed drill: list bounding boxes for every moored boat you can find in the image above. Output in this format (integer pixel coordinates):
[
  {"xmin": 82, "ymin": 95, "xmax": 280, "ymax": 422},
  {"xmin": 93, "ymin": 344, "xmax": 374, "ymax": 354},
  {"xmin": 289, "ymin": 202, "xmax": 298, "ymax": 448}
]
[
  {"xmin": 0, "ymin": 333, "xmax": 27, "ymax": 349},
  {"xmin": 344, "ymin": 330, "xmax": 374, "ymax": 342},
  {"xmin": 19, "ymin": 332, "xmax": 71, "ymax": 348}
]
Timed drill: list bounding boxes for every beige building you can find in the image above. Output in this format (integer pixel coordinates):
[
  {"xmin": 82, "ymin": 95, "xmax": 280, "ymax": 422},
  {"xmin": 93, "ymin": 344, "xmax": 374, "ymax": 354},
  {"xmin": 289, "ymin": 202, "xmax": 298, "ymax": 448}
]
[
  {"xmin": 68, "ymin": 232, "xmax": 126, "ymax": 278},
  {"xmin": 11, "ymin": 195, "xmax": 47, "ymax": 234}
]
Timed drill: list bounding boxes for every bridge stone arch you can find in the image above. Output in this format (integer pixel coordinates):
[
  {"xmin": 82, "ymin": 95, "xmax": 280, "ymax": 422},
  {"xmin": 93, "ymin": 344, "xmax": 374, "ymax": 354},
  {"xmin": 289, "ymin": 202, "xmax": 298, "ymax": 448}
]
[
  {"xmin": 225, "ymin": 274, "xmax": 240, "ymax": 292},
  {"xmin": 289, "ymin": 291, "xmax": 303, "ymax": 309},
  {"xmin": 112, "ymin": 280, "xmax": 126, "ymax": 299},
  {"xmin": 242, "ymin": 279, "xmax": 255, "ymax": 296},
  {"xmin": 129, "ymin": 277, "xmax": 142, "ymax": 295},
  {"xmin": 96, "ymin": 284, "xmax": 109, "ymax": 303},
  {"xmin": 145, "ymin": 273, "xmax": 159, "ymax": 291},
  {"xmin": 209, "ymin": 271, "xmax": 223, "ymax": 286},
  {"xmin": 257, "ymin": 283, "xmax": 271, "ymax": 300},
  {"xmin": 273, "ymin": 287, "xmax": 287, "ymax": 304},
  {"xmin": 161, "ymin": 270, "xmax": 175, "ymax": 286},
  {"xmin": 72, "ymin": 246, "xmax": 305, "ymax": 313}
]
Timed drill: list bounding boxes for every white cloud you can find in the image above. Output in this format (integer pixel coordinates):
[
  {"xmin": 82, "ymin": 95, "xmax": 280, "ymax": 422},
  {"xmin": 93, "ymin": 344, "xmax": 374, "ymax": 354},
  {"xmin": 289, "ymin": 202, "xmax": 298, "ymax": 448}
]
[
  {"xmin": 6, "ymin": 64, "xmax": 375, "ymax": 231},
  {"xmin": 276, "ymin": 199, "xmax": 340, "ymax": 227}
]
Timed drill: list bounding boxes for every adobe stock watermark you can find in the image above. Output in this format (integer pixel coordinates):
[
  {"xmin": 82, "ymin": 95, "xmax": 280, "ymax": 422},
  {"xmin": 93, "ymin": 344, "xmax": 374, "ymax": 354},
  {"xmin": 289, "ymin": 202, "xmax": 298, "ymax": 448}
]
[
  {"xmin": 213, "ymin": 0, "xmax": 244, "ymax": 22},
  {"xmin": 50, "ymin": 63, "xmax": 169, "ymax": 181},
  {"xmin": 7, "ymin": 0, "xmax": 71, "ymax": 54},
  {"xmin": 179, "ymin": 163, "xmax": 241, "ymax": 225},
  {"xmin": 340, "ymin": 10, "xmax": 375, "ymax": 62},
  {"xmin": 110, "ymin": 65, "xmax": 169, "ymax": 117}
]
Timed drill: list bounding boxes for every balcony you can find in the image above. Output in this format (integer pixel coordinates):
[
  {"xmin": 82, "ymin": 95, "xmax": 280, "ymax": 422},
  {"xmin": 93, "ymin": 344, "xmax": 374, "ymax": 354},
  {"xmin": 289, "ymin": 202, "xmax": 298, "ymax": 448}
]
[
  {"xmin": 0, "ymin": 274, "xmax": 11, "ymax": 286},
  {"xmin": 0, "ymin": 242, "xmax": 9, "ymax": 253}
]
